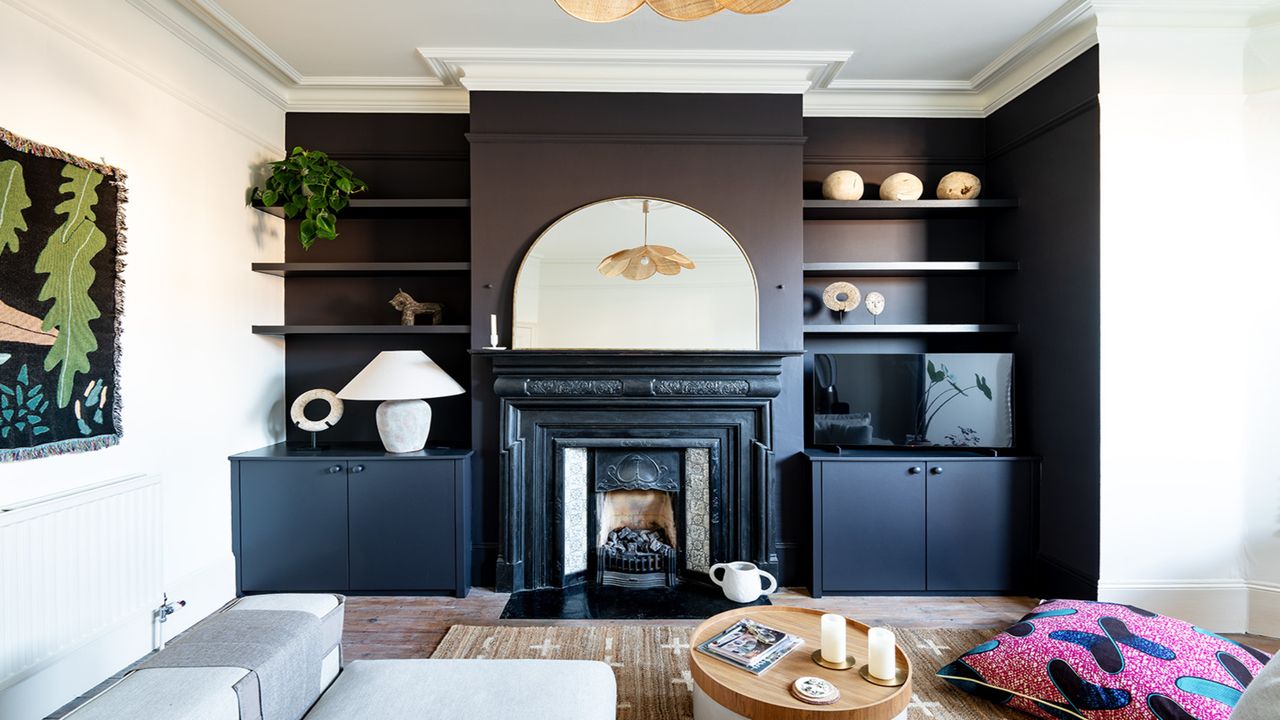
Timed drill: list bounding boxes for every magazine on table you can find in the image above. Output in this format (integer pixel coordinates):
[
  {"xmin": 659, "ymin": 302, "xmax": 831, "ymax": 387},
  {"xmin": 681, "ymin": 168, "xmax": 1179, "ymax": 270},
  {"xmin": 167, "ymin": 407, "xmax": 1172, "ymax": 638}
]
[{"xmin": 696, "ymin": 617, "xmax": 803, "ymax": 675}]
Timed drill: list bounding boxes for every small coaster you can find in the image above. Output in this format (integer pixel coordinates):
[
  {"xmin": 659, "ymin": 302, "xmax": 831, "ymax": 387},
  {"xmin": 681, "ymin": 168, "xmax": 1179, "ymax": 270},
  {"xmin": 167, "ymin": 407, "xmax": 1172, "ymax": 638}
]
[
  {"xmin": 859, "ymin": 664, "xmax": 908, "ymax": 687},
  {"xmin": 791, "ymin": 676, "xmax": 840, "ymax": 705}
]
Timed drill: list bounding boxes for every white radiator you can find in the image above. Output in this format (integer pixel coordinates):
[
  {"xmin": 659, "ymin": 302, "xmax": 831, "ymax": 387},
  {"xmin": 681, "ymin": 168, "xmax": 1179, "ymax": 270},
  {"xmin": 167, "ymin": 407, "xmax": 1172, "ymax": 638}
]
[{"xmin": 0, "ymin": 474, "xmax": 163, "ymax": 692}]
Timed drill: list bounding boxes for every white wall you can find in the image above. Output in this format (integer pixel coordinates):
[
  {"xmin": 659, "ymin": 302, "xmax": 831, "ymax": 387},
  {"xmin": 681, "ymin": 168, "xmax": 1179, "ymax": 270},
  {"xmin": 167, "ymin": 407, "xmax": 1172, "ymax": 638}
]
[
  {"xmin": 1096, "ymin": 3, "xmax": 1280, "ymax": 634},
  {"xmin": 1242, "ymin": 16, "xmax": 1280, "ymax": 637},
  {"xmin": 0, "ymin": 0, "xmax": 284, "ymax": 716}
]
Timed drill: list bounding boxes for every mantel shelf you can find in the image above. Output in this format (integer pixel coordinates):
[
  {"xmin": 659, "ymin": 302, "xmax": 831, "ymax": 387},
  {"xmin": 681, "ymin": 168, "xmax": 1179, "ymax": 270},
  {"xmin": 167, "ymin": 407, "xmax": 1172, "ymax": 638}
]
[
  {"xmin": 803, "ymin": 199, "xmax": 1017, "ymax": 219},
  {"xmin": 803, "ymin": 262, "xmax": 1018, "ymax": 276},
  {"xmin": 251, "ymin": 262, "xmax": 470, "ymax": 277},
  {"xmin": 803, "ymin": 324, "xmax": 1018, "ymax": 335},
  {"xmin": 252, "ymin": 198, "xmax": 470, "ymax": 219},
  {"xmin": 252, "ymin": 325, "xmax": 471, "ymax": 336}
]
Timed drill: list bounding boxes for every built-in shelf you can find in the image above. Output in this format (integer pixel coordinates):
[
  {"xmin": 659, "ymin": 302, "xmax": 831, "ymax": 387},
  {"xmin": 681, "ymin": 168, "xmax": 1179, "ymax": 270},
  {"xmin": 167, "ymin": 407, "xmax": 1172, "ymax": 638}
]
[
  {"xmin": 252, "ymin": 198, "xmax": 470, "ymax": 219},
  {"xmin": 251, "ymin": 262, "xmax": 471, "ymax": 277},
  {"xmin": 252, "ymin": 325, "xmax": 471, "ymax": 336},
  {"xmin": 803, "ymin": 199, "xmax": 1017, "ymax": 220},
  {"xmin": 803, "ymin": 324, "xmax": 1018, "ymax": 335},
  {"xmin": 803, "ymin": 261, "xmax": 1018, "ymax": 276}
]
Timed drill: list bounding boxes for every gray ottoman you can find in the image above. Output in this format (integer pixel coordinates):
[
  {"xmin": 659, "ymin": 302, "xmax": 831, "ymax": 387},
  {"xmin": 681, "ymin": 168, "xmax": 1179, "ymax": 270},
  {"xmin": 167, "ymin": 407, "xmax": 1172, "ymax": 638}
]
[{"xmin": 301, "ymin": 659, "xmax": 616, "ymax": 720}]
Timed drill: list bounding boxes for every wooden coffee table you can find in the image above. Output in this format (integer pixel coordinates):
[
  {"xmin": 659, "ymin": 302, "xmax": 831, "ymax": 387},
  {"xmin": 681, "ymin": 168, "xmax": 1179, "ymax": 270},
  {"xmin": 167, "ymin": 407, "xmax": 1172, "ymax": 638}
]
[{"xmin": 689, "ymin": 606, "xmax": 912, "ymax": 720}]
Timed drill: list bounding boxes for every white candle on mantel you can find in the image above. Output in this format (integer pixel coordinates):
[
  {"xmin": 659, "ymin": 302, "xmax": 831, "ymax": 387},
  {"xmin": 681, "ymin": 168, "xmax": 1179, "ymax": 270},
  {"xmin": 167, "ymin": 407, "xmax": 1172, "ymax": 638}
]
[
  {"xmin": 868, "ymin": 627, "xmax": 896, "ymax": 680},
  {"xmin": 820, "ymin": 614, "xmax": 847, "ymax": 663},
  {"xmin": 489, "ymin": 314, "xmax": 498, "ymax": 337}
]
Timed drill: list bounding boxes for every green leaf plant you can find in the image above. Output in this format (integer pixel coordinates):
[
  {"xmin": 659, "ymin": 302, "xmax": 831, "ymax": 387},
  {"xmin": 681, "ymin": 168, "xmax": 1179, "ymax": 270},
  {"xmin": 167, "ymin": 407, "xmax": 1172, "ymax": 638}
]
[
  {"xmin": 253, "ymin": 147, "xmax": 368, "ymax": 250},
  {"xmin": 37, "ymin": 164, "xmax": 106, "ymax": 408},
  {"xmin": 0, "ymin": 159, "xmax": 32, "ymax": 255},
  {"xmin": 913, "ymin": 359, "xmax": 993, "ymax": 442}
]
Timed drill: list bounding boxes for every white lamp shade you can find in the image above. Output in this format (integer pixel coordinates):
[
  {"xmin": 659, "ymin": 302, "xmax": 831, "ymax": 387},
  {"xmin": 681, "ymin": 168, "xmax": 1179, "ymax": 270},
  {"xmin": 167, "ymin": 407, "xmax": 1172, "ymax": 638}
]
[{"xmin": 337, "ymin": 351, "xmax": 465, "ymax": 401}]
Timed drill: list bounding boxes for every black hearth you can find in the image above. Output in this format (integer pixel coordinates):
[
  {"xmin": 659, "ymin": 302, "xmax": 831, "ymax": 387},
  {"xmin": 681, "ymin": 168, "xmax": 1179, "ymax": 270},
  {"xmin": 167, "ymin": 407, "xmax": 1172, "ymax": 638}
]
[{"xmin": 475, "ymin": 350, "xmax": 797, "ymax": 593}]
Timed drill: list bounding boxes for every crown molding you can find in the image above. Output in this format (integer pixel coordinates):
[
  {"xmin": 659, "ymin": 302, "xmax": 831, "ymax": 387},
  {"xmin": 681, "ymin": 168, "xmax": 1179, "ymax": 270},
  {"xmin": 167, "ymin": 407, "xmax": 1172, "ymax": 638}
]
[
  {"xmin": 154, "ymin": 0, "xmax": 1106, "ymax": 116},
  {"xmin": 415, "ymin": 47, "xmax": 853, "ymax": 94},
  {"xmin": 1091, "ymin": 0, "xmax": 1279, "ymax": 27}
]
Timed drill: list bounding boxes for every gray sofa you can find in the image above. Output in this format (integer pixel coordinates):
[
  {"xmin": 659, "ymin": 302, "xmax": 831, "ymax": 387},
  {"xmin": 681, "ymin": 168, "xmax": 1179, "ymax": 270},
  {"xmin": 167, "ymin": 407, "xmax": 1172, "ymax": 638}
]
[{"xmin": 66, "ymin": 594, "xmax": 616, "ymax": 720}]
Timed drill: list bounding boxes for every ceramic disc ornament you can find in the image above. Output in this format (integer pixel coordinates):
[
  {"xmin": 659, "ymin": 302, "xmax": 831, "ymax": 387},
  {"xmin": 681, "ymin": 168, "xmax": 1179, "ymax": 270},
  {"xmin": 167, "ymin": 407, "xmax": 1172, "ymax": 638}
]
[
  {"xmin": 937, "ymin": 171, "xmax": 982, "ymax": 200},
  {"xmin": 865, "ymin": 291, "xmax": 886, "ymax": 316},
  {"xmin": 822, "ymin": 170, "xmax": 865, "ymax": 201},
  {"xmin": 879, "ymin": 172, "xmax": 924, "ymax": 201},
  {"xmin": 791, "ymin": 677, "xmax": 840, "ymax": 705},
  {"xmin": 290, "ymin": 388, "xmax": 344, "ymax": 432},
  {"xmin": 822, "ymin": 282, "xmax": 861, "ymax": 312}
]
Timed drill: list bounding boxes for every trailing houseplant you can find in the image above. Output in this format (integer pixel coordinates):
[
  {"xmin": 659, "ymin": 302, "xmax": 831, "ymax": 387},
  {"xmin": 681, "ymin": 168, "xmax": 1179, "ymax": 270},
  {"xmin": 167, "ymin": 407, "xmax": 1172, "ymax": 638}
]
[{"xmin": 254, "ymin": 147, "xmax": 368, "ymax": 249}]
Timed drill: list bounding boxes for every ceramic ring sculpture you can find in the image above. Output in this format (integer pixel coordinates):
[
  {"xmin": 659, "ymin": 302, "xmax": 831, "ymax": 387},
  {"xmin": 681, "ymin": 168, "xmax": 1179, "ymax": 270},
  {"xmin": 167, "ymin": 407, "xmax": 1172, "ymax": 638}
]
[
  {"xmin": 822, "ymin": 282, "xmax": 862, "ymax": 312},
  {"xmin": 290, "ymin": 388, "xmax": 344, "ymax": 432}
]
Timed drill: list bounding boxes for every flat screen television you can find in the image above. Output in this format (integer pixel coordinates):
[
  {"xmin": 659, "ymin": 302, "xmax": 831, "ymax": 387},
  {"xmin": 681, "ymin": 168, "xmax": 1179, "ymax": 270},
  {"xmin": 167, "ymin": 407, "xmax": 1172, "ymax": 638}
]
[{"xmin": 812, "ymin": 353, "xmax": 1014, "ymax": 449}]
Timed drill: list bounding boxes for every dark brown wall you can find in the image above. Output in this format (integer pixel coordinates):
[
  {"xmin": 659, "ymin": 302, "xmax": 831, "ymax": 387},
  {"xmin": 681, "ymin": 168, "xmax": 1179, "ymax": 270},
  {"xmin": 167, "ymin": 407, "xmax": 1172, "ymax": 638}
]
[
  {"xmin": 467, "ymin": 92, "xmax": 806, "ymax": 585},
  {"xmin": 986, "ymin": 48, "xmax": 1101, "ymax": 598}
]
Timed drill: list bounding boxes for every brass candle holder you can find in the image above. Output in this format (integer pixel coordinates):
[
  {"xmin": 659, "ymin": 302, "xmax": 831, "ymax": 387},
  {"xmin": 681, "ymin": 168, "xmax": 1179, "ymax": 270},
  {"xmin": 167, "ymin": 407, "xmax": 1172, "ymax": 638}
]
[
  {"xmin": 859, "ymin": 665, "xmax": 908, "ymax": 687},
  {"xmin": 811, "ymin": 650, "xmax": 858, "ymax": 671}
]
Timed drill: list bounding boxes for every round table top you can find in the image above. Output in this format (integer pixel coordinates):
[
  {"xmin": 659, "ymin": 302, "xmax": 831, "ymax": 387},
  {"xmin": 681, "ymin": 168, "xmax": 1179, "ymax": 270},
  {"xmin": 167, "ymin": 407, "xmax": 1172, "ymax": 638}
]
[{"xmin": 689, "ymin": 606, "xmax": 913, "ymax": 720}]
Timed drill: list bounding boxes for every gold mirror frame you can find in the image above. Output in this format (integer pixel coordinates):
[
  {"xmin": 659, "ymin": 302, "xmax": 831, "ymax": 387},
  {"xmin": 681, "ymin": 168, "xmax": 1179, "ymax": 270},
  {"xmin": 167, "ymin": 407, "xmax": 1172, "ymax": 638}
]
[{"xmin": 511, "ymin": 196, "xmax": 760, "ymax": 350}]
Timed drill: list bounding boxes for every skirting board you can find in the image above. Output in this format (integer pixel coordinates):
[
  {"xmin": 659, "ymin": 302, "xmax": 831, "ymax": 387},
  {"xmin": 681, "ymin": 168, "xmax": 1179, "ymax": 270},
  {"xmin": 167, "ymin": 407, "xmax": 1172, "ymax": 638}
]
[
  {"xmin": 0, "ymin": 555, "xmax": 236, "ymax": 720},
  {"xmin": 1097, "ymin": 578, "xmax": 1280, "ymax": 635}
]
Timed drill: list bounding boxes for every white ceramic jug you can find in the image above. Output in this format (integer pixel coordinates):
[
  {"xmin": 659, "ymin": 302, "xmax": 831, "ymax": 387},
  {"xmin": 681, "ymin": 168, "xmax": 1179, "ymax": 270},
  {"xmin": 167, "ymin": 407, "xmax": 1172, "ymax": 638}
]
[{"xmin": 709, "ymin": 561, "xmax": 778, "ymax": 603}]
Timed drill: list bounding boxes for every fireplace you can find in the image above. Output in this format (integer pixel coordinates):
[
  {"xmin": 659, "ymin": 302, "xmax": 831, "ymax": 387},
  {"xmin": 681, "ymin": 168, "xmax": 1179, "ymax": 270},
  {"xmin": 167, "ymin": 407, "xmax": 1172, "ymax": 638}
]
[{"xmin": 477, "ymin": 350, "xmax": 796, "ymax": 593}]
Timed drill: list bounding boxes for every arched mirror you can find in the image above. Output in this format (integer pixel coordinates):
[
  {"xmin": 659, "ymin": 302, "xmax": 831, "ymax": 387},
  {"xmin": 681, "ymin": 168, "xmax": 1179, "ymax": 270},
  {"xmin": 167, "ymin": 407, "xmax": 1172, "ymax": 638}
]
[{"xmin": 512, "ymin": 197, "xmax": 758, "ymax": 350}]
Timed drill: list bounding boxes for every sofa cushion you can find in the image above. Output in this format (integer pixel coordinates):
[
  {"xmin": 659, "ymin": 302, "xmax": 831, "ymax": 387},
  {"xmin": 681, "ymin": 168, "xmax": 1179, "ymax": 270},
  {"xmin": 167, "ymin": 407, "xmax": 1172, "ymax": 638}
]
[
  {"xmin": 936, "ymin": 599, "xmax": 1271, "ymax": 720},
  {"xmin": 302, "ymin": 659, "xmax": 617, "ymax": 720},
  {"xmin": 1234, "ymin": 652, "xmax": 1280, "ymax": 720},
  {"xmin": 66, "ymin": 667, "xmax": 251, "ymax": 720}
]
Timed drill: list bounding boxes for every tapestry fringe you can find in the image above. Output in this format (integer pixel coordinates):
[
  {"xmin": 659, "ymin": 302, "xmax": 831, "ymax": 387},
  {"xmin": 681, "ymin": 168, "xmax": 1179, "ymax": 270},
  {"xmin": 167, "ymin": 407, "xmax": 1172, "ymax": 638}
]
[
  {"xmin": 0, "ymin": 125, "xmax": 127, "ymax": 458},
  {"xmin": 0, "ymin": 434, "xmax": 122, "ymax": 463}
]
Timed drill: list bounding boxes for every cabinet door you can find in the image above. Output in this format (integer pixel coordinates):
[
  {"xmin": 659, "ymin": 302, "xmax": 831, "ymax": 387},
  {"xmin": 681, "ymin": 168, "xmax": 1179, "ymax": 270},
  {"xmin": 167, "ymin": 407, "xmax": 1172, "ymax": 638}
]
[
  {"xmin": 819, "ymin": 462, "xmax": 926, "ymax": 592},
  {"xmin": 349, "ymin": 460, "xmax": 456, "ymax": 591},
  {"xmin": 926, "ymin": 461, "xmax": 1034, "ymax": 592},
  {"xmin": 239, "ymin": 460, "xmax": 349, "ymax": 592}
]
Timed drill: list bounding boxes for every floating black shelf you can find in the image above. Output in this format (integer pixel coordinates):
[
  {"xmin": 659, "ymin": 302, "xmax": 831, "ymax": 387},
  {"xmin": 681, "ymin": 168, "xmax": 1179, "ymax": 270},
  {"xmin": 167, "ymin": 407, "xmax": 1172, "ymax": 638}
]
[
  {"xmin": 803, "ymin": 324, "xmax": 1018, "ymax": 335},
  {"xmin": 803, "ymin": 199, "xmax": 1017, "ymax": 220},
  {"xmin": 251, "ymin": 262, "xmax": 471, "ymax": 277},
  {"xmin": 252, "ymin": 325, "xmax": 471, "ymax": 336},
  {"xmin": 803, "ymin": 261, "xmax": 1018, "ymax": 276},
  {"xmin": 252, "ymin": 198, "xmax": 470, "ymax": 219}
]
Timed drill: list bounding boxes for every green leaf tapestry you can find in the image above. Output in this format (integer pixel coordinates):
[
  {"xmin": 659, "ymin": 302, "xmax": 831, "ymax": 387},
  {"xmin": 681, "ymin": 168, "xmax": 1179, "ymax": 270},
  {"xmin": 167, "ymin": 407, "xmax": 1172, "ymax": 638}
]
[{"xmin": 0, "ymin": 127, "xmax": 125, "ymax": 462}]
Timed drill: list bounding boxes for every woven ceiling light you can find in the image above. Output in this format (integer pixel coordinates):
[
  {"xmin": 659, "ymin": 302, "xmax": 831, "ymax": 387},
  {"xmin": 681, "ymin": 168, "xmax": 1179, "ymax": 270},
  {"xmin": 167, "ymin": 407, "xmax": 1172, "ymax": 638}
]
[
  {"xmin": 596, "ymin": 200, "xmax": 696, "ymax": 281},
  {"xmin": 556, "ymin": 0, "xmax": 790, "ymax": 22}
]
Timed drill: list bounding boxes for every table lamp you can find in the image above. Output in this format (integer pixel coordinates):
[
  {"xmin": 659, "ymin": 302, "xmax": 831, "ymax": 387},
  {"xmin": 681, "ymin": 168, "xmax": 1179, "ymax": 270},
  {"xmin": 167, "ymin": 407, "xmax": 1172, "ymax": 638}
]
[{"xmin": 337, "ymin": 350, "xmax": 465, "ymax": 453}]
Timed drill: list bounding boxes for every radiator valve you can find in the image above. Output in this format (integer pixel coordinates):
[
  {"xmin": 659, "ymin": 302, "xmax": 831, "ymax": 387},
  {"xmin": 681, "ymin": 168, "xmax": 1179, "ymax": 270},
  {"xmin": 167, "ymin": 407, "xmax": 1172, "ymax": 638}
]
[{"xmin": 157, "ymin": 593, "xmax": 186, "ymax": 623}]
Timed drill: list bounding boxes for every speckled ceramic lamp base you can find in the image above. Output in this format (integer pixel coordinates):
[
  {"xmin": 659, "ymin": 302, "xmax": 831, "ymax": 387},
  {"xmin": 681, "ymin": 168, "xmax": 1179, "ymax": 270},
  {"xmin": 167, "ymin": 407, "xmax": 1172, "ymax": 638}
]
[{"xmin": 375, "ymin": 399, "xmax": 432, "ymax": 453}]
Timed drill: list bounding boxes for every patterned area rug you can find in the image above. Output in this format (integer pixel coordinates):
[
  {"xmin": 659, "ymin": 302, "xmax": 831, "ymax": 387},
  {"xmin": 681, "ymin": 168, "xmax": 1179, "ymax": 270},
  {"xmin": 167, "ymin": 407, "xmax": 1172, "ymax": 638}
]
[{"xmin": 433, "ymin": 625, "xmax": 1025, "ymax": 720}]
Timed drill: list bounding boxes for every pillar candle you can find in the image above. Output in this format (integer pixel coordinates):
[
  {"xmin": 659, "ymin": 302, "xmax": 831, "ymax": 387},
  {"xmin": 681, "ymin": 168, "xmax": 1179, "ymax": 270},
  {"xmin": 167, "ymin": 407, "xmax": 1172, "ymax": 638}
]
[
  {"xmin": 820, "ymin": 614, "xmax": 846, "ymax": 663},
  {"xmin": 489, "ymin": 314, "xmax": 498, "ymax": 337},
  {"xmin": 868, "ymin": 627, "xmax": 896, "ymax": 680}
]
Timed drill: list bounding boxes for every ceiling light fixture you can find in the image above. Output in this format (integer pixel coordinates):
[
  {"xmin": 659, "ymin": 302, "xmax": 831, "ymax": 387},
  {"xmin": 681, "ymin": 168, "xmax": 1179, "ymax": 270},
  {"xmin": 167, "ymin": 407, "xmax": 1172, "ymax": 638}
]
[
  {"xmin": 555, "ymin": 0, "xmax": 790, "ymax": 23},
  {"xmin": 597, "ymin": 200, "xmax": 696, "ymax": 281}
]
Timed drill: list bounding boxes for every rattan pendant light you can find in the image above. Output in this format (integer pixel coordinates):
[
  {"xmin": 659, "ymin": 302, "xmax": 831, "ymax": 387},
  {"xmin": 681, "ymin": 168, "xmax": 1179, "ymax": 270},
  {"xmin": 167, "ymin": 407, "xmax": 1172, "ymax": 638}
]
[
  {"xmin": 596, "ymin": 200, "xmax": 696, "ymax": 281},
  {"xmin": 556, "ymin": 0, "xmax": 789, "ymax": 22}
]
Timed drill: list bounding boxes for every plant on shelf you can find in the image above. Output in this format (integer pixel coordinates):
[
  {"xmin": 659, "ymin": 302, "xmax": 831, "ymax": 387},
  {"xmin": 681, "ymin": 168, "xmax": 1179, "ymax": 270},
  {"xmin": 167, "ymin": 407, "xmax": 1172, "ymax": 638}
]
[
  {"xmin": 253, "ymin": 147, "xmax": 368, "ymax": 249},
  {"xmin": 911, "ymin": 360, "xmax": 992, "ymax": 444}
]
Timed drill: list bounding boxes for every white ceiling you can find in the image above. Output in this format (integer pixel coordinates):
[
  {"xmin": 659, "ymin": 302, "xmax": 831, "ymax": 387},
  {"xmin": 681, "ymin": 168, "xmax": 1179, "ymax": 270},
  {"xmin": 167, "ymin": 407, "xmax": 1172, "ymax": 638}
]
[{"xmin": 206, "ymin": 0, "xmax": 1065, "ymax": 83}]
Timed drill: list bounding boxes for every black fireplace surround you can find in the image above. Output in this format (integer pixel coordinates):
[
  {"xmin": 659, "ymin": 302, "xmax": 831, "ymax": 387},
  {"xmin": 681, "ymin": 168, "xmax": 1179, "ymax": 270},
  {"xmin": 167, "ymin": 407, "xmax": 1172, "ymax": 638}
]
[{"xmin": 476, "ymin": 350, "xmax": 797, "ymax": 593}]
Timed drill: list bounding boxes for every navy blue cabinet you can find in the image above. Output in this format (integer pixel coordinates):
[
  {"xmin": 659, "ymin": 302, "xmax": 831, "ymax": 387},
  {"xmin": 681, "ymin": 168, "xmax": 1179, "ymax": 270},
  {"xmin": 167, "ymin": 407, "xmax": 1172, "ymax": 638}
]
[
  {"xmin": 808, "ymin": 451, "xmax": 1037, "ymax": 596},
  {"xmin": 231, "ymin": 444, "xmax": 472, "ymax": 597}
]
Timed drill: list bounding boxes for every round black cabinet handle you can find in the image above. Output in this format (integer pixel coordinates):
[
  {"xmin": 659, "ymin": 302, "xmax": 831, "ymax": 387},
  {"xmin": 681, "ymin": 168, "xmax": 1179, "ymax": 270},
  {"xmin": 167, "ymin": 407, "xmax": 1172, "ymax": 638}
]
[
  {"xmin": 930, "ymin": 466, "xmax": 945, "ymax": 476},
  {"xmin": 327, "ymin": 465, "xmax": 343, "ymax": 474},
  {"xmin": 908, "ymin": 466, "xmax": 923, "ymax": 475},
  {"xmin": 351, "ymin": 464, "xmax": 365, "ymax": 474}
]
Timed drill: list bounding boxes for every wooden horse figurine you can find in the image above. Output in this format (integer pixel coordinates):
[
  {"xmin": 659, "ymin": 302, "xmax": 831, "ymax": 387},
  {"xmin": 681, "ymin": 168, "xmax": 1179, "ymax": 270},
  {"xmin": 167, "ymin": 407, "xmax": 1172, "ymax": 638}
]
[{"xmin": 389, "ymin": 289, "xmax": 444, "ymax": 326}]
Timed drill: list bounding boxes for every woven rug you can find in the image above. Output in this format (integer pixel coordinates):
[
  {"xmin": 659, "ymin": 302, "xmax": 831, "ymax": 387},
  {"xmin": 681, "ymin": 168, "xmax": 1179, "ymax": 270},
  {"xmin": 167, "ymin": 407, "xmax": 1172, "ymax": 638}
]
[{"xmin": 434, "ymin": 625, "xmax": 1024, "ymax": 720}]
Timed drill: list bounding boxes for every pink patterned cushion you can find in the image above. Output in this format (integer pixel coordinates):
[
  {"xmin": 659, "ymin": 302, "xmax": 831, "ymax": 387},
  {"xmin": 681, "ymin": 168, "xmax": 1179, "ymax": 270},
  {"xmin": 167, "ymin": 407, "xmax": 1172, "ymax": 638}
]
[{"xmin": 937, "ymin": 599, "xmax": 1272, "ymax": 720}]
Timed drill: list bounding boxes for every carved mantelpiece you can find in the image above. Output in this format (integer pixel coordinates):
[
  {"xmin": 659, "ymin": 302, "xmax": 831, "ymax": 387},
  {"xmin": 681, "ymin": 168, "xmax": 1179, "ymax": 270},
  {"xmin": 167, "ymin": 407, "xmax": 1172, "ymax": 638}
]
[{"xmin": 473, "ymin": 350, "xmax": 799, "ymax": 593}]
